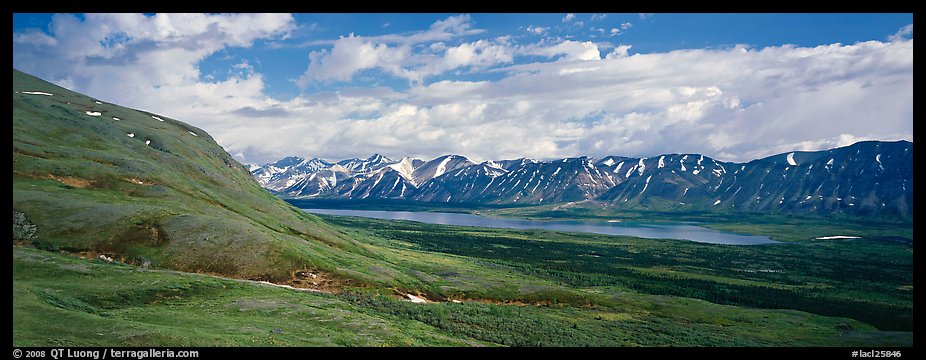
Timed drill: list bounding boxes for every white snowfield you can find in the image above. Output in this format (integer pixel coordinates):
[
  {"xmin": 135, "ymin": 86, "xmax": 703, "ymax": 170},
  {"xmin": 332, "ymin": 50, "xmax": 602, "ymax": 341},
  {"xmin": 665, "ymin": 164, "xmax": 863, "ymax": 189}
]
[
  {"xmin": 434, "ymin": 156, "xmax": 454, "ymax": 178},
  {"xmin": 188, "ymin": 131, "xmax": 198, "ymax": 136},
  {"xmin": 613, "ymin": 161, "xmax": 624, "ymax": 174},
  {"xmin": 640, "ymin": 175, "xmax": 652, "ymax": 194},
  {"xmin": 112, "ymin": 117, "xmax": 121, "ymax": 121},
  {"xmin": 152, "ymin": 115, "xmax": 164, "ymax": 121},
  {"xmin": 406, "ymin": 294, "xmax": 428, "ymax": 304},
  {"xmin": 786, "ymin": 152, "xmax": 797, "ymax": 166},
  {"xmin": 127, "ymin": 133, "xmax": 135, "ymax": 138},
  {"xmin": 713, "ymin": 199, "xmax": 721, "ymax": 206},
  {"xmin": 21, "ymin": 91, "xmax": 53, "ymax": 96},
  {"xmin": 85, "ymin": 111, "xmax": 102, "ymax": 116},
  {"xmin": 814, "ymin": 235, "xmax": 861, "ymax": 240},
  {"xmin": 388, "ymin": 157, "xmax": 419, "ymax": 185}
]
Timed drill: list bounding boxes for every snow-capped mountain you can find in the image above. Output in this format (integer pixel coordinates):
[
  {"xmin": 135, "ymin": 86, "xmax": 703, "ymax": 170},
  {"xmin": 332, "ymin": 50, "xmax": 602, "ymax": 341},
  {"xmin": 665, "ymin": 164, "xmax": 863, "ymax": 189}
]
[
  {"xmin": 251, "ymin": 140, "xmax": 913, "ymax": 217},
  {"xmin": 410, "ymin": 155, "xmax": 476, "ymax": 185},
  {"xmin": 336, "ymin": 153, "xmax": 394, "ymax": 173},
  {"xmin": 251, "ymin": 156, "xmax": 334, "ymax": 193}
]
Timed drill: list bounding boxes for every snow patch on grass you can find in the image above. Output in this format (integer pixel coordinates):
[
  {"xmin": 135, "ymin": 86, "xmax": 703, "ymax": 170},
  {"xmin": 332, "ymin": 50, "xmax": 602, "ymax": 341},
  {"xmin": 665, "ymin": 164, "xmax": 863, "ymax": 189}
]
[
  {"xmin": 406, "ymin": 294, "xmax": 428, "ymax": 304},
  {"xmin": 21, "ymin": 91, "xmax": 53, "ymax": 96},
  {"xmin": 814, "ymin": 235, "xmax": 861, "ymax": 240}
]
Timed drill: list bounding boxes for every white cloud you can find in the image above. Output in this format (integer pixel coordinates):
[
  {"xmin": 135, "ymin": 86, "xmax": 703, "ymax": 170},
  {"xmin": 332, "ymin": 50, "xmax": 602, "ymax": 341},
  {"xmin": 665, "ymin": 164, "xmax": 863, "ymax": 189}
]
[
  {"xmin": 889, "ymin": 23, "xmax": 913, "ymax": 42},
  {"xmin": 527, "ymin": 40, "xmax": 601, "ymax": 61},
  {"xmin": 605, "ymin": 44, "xmax": 632, "ymax": 59},
  {"xmin": 621, "ymin": 22, "xmax": 633, "ymax": 30},
  {"xmin": 590, "ymin": 14, "xmax": 607, "ymax": 21},
  {"xmin": 375, "ymin": 14, "xmax": 485, "ymax": 45},
  {"xmin": 296, "ymin": 34, "xmax": 411, "ymax": 86},
  {"xmin": 13, "ymin": 14, "xmax": 914, "ymax": 165},
  {"xmin": 274, "ymin": 14, "xmax": 485, "ymax": 50},
  {"xmin": 441, "ymin": 40, "xmax": 513, "ymax": 69},
  {"xmin": 432, "ymin": 40, "xmax": 912, "ymax": 162},
  {"xmin": 294, "ymin": 15, "xmax": 512, "ymax": 87},
  {"xmin": 237, "ymin": 35, "xmax": 917, "ymax": 164},
  {"xmin": 562, "ymin": 13, "xmax": 576, "ymax": 23},
  {"xmin": 296, "ymin": 34, "xmax": 513, "ymax": 87},
  {"xmin": 13, "ymin": 13, "xmax": 295, "ymax": 114},
  {"xmin": 526, "ymin": 25, "xmax": 547, "ymax": 35}
]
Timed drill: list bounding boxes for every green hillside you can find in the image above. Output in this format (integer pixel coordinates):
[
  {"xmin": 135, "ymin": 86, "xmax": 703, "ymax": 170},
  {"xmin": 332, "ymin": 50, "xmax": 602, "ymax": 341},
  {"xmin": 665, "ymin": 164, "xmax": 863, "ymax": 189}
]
[{"xmin": 12, "ymin": 68, "xmax": 411, "ymax": 286}]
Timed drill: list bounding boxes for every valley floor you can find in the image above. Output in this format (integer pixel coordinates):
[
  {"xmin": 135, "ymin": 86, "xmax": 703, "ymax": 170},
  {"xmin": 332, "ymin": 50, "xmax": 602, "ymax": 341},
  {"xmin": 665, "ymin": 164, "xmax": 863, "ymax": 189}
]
[{"xmin": 13, "ymin": 205, "xmax": 913, "ymax": 347}]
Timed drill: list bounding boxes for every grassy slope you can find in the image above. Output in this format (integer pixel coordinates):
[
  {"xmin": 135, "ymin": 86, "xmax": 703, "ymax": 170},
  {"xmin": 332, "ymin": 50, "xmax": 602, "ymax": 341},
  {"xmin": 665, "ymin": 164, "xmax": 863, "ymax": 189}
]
[
  {"xmin": 12, "ymin": 247, "xmax": 482, "ymax": 347},
  {"xmin": 12, "ymin": 68, "xmax": 441, "ymax": 288},
  {"xmin": 14, "ymin": 246, "xmax": 911, "ymax": 347}
]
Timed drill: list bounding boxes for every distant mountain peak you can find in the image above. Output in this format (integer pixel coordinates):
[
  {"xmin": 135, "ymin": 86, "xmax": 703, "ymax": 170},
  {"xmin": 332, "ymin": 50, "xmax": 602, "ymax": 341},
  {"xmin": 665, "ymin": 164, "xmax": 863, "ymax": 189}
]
[{"xmin": 252, "ymin": 141, "xmax": 911, "ymax": 217}]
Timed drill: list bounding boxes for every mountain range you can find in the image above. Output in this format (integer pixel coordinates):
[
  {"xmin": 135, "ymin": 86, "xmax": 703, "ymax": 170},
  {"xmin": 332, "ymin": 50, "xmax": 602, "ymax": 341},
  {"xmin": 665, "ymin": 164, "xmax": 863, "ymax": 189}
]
[{"xmin": 253, "ymin": 141, "xmax": 913, "ymax": 217}]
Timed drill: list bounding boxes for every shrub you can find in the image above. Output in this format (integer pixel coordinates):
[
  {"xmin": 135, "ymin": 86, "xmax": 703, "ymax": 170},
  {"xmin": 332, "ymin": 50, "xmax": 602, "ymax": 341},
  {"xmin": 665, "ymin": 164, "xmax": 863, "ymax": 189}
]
[{"xmin": 13, "ymin": 211, "xmax": 37, "ymax": 241}]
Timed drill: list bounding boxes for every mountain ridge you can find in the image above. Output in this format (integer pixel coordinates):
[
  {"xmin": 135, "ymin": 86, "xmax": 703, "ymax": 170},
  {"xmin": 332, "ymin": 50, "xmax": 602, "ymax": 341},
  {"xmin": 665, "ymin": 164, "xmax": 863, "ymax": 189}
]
[{"xmin": 253, "ymin": 140, "xmax": 913, "ymax": 217}]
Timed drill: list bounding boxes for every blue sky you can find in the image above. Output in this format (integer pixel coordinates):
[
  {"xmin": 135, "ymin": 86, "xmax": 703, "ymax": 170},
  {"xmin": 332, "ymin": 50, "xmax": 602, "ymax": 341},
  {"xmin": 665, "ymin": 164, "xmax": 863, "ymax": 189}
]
[{"xmin": 12, "ymin": 13, "xmax": 914, "ymax": 165}]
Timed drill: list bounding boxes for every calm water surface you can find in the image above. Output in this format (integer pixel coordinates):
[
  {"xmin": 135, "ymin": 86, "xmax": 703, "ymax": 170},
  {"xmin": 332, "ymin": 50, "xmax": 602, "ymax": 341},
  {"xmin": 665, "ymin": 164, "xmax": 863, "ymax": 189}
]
[{"xmin": 302, "ymin": 208, "xmax": 778, "ymax": 245}]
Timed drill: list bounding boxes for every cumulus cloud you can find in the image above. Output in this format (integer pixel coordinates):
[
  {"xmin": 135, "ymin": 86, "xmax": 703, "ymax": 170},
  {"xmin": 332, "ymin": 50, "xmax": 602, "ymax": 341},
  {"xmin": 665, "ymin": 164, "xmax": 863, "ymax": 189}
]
[
  {"xmin": 526, "ymin": 40, "xmax": 601, "ymax": 61},
  {"xmin": 295, "ymin": 34, "xmax": 411, "ymax": 86},
  {"xmin": 296, "ymin": 34, "xmax": 513, "ymax": 87},
  {"xmin": 407, "ymin": 40, "xmax": 912, "ymax": 162},
  {"xmin": 295, "ymin": 15, "xmax": 510, "ymax": 87},
  {"xmin": 253, "ymin": 35, "xmax": 907, "ymax": 164},
  {"xmin": 13, "ymin": 13, "xmax": 295, "ymax": 115},
  {"xmin": 605, "ymin": 44, "xmax": 632, "ymax": 58},
  {"xmin": 562, "ymin": 13, "xmax": 576, "ymax": 23}
]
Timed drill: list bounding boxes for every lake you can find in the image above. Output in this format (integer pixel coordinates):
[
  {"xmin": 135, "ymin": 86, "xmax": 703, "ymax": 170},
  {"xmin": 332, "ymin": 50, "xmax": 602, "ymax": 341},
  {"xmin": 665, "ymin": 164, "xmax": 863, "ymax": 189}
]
[{"xmin": 301, "ymin": 208, "xmax": 779, "ymax": 245}]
